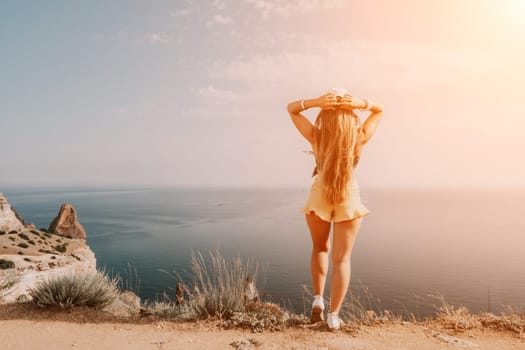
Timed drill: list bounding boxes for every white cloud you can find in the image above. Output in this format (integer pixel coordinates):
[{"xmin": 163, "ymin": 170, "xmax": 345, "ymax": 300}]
[
  {"xmin": 185, "ymin": 85, "xmax": 268, "ymax": 119},
  {"xmin": 243, "ymin": 0, "xmax": 346, "ymax": 19},
  {"xmin": 169, "ymin": 7, "xmax": 195, "ymax": 18},
  {"xmin": 206, "ymin": 40, "xmax": 500, "ymax": 95},
  {"xmin": 139, "ymin": 33, "xmax": 175, "ymax": 45},
  {"xmin": 195, "ymin": 85, "xmax": 237, "ymax": 102},
  {"xmin": 206, "ymin": 14, "xmax": 232, "ymax": 27}
]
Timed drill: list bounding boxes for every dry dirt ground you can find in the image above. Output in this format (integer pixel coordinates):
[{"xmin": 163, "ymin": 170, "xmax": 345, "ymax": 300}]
[{"xmin": 0, "ymin": 304, "xmax": 523, "ymax": 350}]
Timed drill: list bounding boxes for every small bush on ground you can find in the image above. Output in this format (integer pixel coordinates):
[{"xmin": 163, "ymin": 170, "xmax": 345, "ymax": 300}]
[
  {"xmin": 0, "ymin": 269, "xmax": 19, "ymax": 299},
  {"xmin": 18, "ymin": 233, "xmax": 30, "ymax": 240},
  {"xmin": 17, "ymin": 242, "xmax": 29, "ymax": 249},
  {"xmin": 145, "ymin": 248, "xmax": 259, "ymax": 321},
  {"xmin": 28, "ymin": 269, "xmax": 120, "ymax": 309},
  {"xmin": 0, "ymin": 259, "xmax": 15, "ymax": 269},
  {"xmin": 478, "ymin": 306, "xmax": 525, "ymax": 334},
  {"xmin": 180, "ymin": 248, "xmax": 260, "ymax": 320},
  {"xmin": 433, "ymin": 295, "xmax": 525, "ymax": 334},
  {"xmin": 143, "ymin": 249, "xmax": 310, "ymax": 332},
  {"xmin": 53, "ymin": 243, "xmax": 68, "ymax": 253},
  {"xmin": 434, "ymin": 297, "xmax": 481, "ymax": 331}
]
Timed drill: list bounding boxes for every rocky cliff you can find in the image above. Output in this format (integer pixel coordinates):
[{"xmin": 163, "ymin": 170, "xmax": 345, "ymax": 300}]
[
  {"xmin": 0, "ymin": 194, "xmax": 97, "ymax": 303},
  {"xmin": 0, "ymin": 193, "xmax": 25, "ymax": 232}
]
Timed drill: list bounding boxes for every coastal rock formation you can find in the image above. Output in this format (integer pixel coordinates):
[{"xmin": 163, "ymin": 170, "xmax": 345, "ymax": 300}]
[
  {"xmin": 0, "ymin": 195, "xmax": 96, "ymax": 303},
  {"xmin": 0, "ymin": 244, "xmax": 97, "ymax": 304},
  {"xmin": 48, "ymin": 203, "xmax": 87, "ymax": 239},
  {"xmin": 0, "ymin": 193, "xmax": 25, "ymax": 232}
]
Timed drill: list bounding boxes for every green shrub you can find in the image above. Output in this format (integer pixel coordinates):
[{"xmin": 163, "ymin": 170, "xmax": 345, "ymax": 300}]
[
  {"xmin": 38, "ymin": 248, "xmax": 55, "ymax": 255},
  {"xmin": 53, "ymin": 243, "xmax": 68, "ymax": 253},
  {"xmin": 30, "ymin": 230, "xmax": 40, "ymax": 236},
  {"xmin": 17, "ymin": 243, "xmax": 29, "ymax": 249},
  {"xmin": 8, "ymin": 230, "xmax": 17, "ymax": 234},
  {"xmin": 43, "ymin": 233, "xmax": 52, "ymax": 239},
  {"xmin": 8, "ymin": 236, "xmax": 15, "ymax": 241},
  {"xmin": 0, "ymin": 231, "xmax": 6, "ymax": 235},
  {"xmin": 18, "ymin": 233, "xmax": 30, "ymax": 240},
  {"xmin": 28, "ymin": 240, "xmax": 36, "ymax": 245},
  {"xmin": 39, "ymin": 228, "xmax": 49, "ymax": 233},
  {"xmin": 0, "ymin": 259, "xmax": 15, "ymax": 269},
  {"xmin": 28, "ymin": 269, "xmax": 120, "ymax": 309}
]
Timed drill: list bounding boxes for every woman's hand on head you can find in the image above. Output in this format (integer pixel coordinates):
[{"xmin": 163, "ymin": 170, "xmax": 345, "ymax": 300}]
[
  {"xmin": 316, "ymin": 92, "xmax": 339, "ymax": 110},
  {"xmin": 314, "ymin": 91, "xmax": 364, "ymax": 110},
  {"xmin": 340, "ymin": 93, "xmax": 364, "ymax": 110}
]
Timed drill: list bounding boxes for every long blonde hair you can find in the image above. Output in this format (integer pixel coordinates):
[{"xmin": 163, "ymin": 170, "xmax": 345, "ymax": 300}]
[{"xmin": 313, "ymin": 108, "xmax": 361, "ymax": 206}]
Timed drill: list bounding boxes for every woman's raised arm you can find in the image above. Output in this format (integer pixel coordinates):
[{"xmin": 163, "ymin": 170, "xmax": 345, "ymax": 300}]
[
  {"xmin": 359, "ymin": 100, "xmax": 383, "ymax": 145},
  {"xmin": 340, "ymin": 94, "xmax": 383, "ymax": 144},
  {"xmin": 287, "ymin": 93, "xmax": 339, "ymax": 144}
]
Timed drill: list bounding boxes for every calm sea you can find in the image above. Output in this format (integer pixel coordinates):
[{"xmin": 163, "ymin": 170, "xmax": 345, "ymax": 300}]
[{"xmin": 3, "ymin": 186, "xmax": 525, "ymax": 318}]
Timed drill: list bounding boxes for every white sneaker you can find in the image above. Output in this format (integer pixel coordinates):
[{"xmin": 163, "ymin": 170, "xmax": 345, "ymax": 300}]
[
  {"xmin": 310, "ymin": 295, "xmax": 324, "ymax": 323},
  {"xmin": 327, "ymin": 312, "xmax": 341, "ymax": 330}
]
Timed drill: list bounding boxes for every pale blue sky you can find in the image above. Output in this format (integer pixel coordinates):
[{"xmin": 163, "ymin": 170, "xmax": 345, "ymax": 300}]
[{"xmin": 1, "ymin": 0, "xmax": 524, "ymax": 188}]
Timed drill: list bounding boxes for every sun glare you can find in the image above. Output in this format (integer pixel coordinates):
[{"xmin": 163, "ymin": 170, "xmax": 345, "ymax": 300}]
[{"xmin": 504, "ymin": 0, "xmax": 525, "ymax": 18}]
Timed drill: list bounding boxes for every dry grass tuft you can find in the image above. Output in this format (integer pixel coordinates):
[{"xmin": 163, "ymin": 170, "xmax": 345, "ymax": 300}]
[
  {"xmin": 222, "ymin": 303, "xmax": 309, "ymax": 332},
  {"xmin": 432, "ymin": 295, "xmax": 525, "ymax": 336},
  {"xmin": 143, "ymin": 248, "xmax": 310, "ymax": 332},
  {"xmin": 184, "ymin": 248, "xmax": 256, "ymax": 320},
  {"xmin": 478, "ymin": 306, "xmax": 525, "ymax": 335},
  {"xmin": 0, "ymin": 269, "xmax": 19, "ymax": 300},
  {"xmin": 28, "ymin": 269, "xmax": 120, "ymax": 309},
  {"xmin": 147, "ymin": 248, "xmax": 270, "ymax": 322},
  {"xmin": 434, "ymin": 297, "xmax": 481, "ymax": 331}
]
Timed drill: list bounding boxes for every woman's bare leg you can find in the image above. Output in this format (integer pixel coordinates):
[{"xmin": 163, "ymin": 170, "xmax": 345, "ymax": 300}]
[
  {"xmin": 305, "ymin": 212, "xmax": 331, "ymax": 297},
  {"xmin": 329, "ymin": 217, "xmax": 362, "ymax": 313}
]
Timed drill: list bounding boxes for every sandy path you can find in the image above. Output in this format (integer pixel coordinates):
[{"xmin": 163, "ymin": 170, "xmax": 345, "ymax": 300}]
[{"xmin": 1, "ymin": 319, "xmax": 523, "ymax": 350}]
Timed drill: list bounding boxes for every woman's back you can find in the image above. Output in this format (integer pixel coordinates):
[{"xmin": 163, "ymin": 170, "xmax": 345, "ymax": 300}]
[{"xmin": 310, "ymin": 129, "xmax": 363, "ymax": 178}]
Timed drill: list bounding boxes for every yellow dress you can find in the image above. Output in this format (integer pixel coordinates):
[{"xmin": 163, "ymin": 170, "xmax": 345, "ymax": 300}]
[{"xmin": 302, "ymin": 152, "xmax": 370, "ymax": 223}]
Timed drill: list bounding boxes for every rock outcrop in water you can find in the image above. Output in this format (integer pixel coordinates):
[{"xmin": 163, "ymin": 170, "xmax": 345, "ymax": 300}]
[
  {"xmin": 0, "ymin": 194, "xmax": 96, "ymax": 303},
  {"xmin": 48, "ymin": 203, "xmax": 87, "ymax": 240}
]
